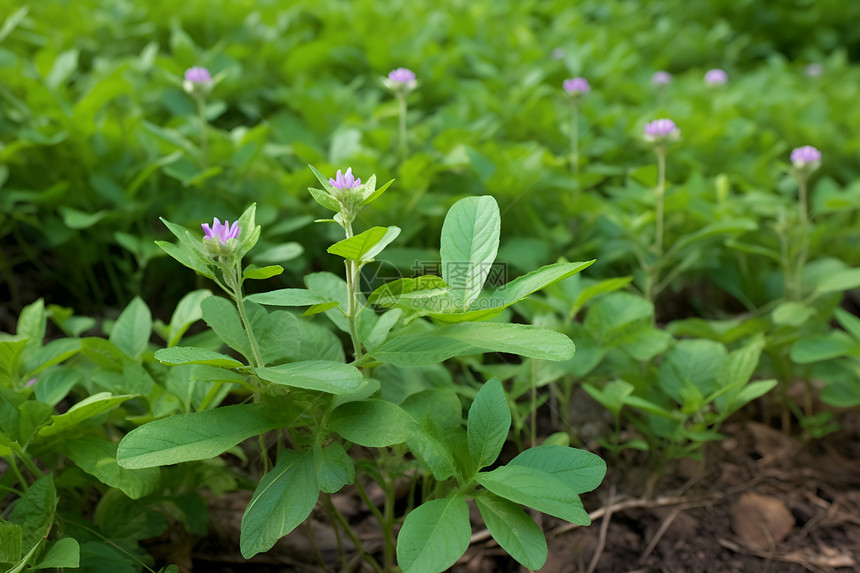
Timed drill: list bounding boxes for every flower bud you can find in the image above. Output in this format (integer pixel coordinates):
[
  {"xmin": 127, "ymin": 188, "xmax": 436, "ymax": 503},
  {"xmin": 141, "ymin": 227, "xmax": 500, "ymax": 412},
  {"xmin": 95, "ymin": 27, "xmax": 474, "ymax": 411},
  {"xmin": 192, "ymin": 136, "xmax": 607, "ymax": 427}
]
[{"xmin": 183, "ymin": 66, "xmax": 213, "ymax": 96}]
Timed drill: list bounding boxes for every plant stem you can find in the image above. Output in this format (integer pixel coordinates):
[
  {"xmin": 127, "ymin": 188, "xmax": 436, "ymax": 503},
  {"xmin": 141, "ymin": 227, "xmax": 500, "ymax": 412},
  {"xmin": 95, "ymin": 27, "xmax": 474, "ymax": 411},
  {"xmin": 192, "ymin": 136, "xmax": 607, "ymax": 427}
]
[
  {"xmin": 569, "ymin": 99, "xmax": 579, "ymax": 174},
  {"xmin": 794, "ymin": 176, "xmax": 809, "ymax": 300},
  {"xmin": 196, "ymin": 95, "xmax": 209, "ymax": 168},
  {"xmin": 397, "ymin": 92, "xmax": 408, "ymax": 163},
  {"xmin": 7, "ymin": 455, "xmax": 28, "ymax": 491},
  {"xmin": 530, "ymin": 358, "xmax": 538, "ymax": 449},
  {"xmin": 342, "ymin": 222, "xmax": 364, "ymax": 362},
  {"xmin": 229, "ymin": 266, "xmax": 264, "ymax": 369},
  {"xmin": 321, "ymin": 494, "xmax": 384, "ymax": 573},
  {"xmin": 654, "ymin": 146, "xmax": 667, "ymax": 257}
]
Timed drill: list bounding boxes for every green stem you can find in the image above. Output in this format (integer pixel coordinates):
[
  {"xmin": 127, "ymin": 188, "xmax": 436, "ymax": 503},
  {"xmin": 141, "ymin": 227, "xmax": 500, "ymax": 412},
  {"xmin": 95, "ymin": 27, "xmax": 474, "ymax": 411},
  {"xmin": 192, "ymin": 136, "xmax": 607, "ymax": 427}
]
[
  {"xmin": 12, "ymin": 444, "xmax": 41, "ymax": 478},
  {"xmin": 321, "ymin": 494, "xmax": 384, "ymax": 573},
  {"xmin": 569, "ymin": 100, "xmax": 579, "ymax": 174},
  {"xmin": 7, "ymin": 456, "xmax": 28, "ymax": 491},
  {"xmin": 397, "ymin": 93, "xmax": 408, "ymax": 163},
  {"xmin": 794, "ymin": 176, "xmax": 809, "ymax": 300},
  {"xmin": 342, "ymin": 222, "xmax": 364, "ymax": 363},
  {"xmin": 530, "ymin": 359, "xmax": 538, "ymax": 449},
  {"xmin": 655, "ymin": 146, "xmax": 667, "ymax": 257},
  {"xmin": 229, "ymin": 267, "xmax": 264, "ymax": 369},
  {"xmin": 196, "ymin": 95, "xmax": 209, "ymax": 168}
]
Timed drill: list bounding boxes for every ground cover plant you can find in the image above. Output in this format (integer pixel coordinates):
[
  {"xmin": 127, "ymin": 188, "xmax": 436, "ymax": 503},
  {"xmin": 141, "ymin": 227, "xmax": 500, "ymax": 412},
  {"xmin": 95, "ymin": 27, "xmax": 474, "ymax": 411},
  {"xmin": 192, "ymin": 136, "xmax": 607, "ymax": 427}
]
[{"xmin": 3, "ymin": 0, "xmax": 860, "ymax": 571}]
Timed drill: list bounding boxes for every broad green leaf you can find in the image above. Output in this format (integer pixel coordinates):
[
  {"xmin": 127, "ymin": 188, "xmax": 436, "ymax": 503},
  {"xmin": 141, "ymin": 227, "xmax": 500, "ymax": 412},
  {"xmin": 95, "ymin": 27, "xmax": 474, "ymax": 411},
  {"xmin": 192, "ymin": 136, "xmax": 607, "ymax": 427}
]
[
  {"xmin": 658, "ymin": 339, "xmax": 727, "ymax": 408},
  {"xmin": 234, "ymin": 203, "xmax": 262, "ymax": 261},
  {"xmin": 571, "ymin": 276, "xmax": 633, "ymax": 316},
  {"xmin": 327, "ymin": 226, "xmax": 401, "ymax": 262},
  {"xmin": 9, "ymin": 474, "xmax": 57, "ymax": 556},
  {"xmin": 368, "ymin": 323, "xmax": 575, "ymax": 366},
  {"xmin": 243, "ymin": 265, "xmax": 284, "ymax": 280},
  {"xmin": 441, "ymin": 196, "xmax": 501, "ymax": 308},
  {"xmin": 39, "ymin": 393, "xmax": 134, "ymax": 437},
  {"xmin": 0, "ymin": 337, "xmax": 29, "ymax": 385},
  {"xmin": 582, "ymin": 379, "xmax": 634, "ymax": 416},
  {"xmin": 427, "ymin": 260, "xmax": 595, "ymax": 322},
  {"xmin": 167, "ymin": 289, "xmax": 212, "ymax": 347},
  {"xmin": 24, "ymin": 338, "xmax": 81, "ymax": 377},
  {"xmin": 508, "ymin": 446, "xmax": 606, "ymax": 493},
  {"xmin": 154, "ymin": 346, "xmax": 245, "ymax": 368},
  {"xmin": 790, "ymin": 332, "xmax": 860, "ymax": 364},
  {"xmin": 201, "ymin": 296, "xmax": 252, "ymax": 362},
  {"xmin": 815, "ymin": 268, "xmax": 860, "ymax": 294},
  {"xmin": 80, "ymin": 337, "xmax": 127, "ymax": 371},
  {"xmin": 59, "ymin": 206, "xmax": 107, "ymax": 229},
  {"xmin": 33, "ymin": 368, "xmax": 80, "ymax": 407},
  {"xmin": 473, "ymin": 490, "xmax": 547, "ymax": 570},
  {"xmin": 31, "ymin": 538, "xmax": 80, "ymax": 570},
  {"xmin": 110, "ymin": 297, "xmax": 152, "ymax": 359},
  {"xmin": 368, "ymin": 276, "xmax": 450, "ymax": 309},
  {"xmin": 329, "ymin": 400, "xmax": 414, "ymax": 447},
  {"xmin": 67, "ymin": 437, "xmax": 161, "ymax": 499},
  {"xmin": 17, "ymin": 298, "xmax": 46, "ymax": 352},
  {"xmin": 401, "ymin": 389, "xmax": 462, "ymax": 480},
  {"xmin": 158, "ymin": 217, "xmax": 215, "ymax": 278},
  {"xmin": 313, "ymin": 441, "xmax": 354, "ymax": 494},
  {"xmin": 364, "ymin": 309, "xmax": 403, "ymax": 349},
  {"xmin": 476, "ymin": 465, "xmax": 590, "ymax": 524},
  {"xmin": 240, "ymin": 450, "xmax": 318, "ymax": 558},
  {"xmin": 723, "ymin": 379, "xmax": 777, "ymax": 417},
  {"xmin": 246, "ymin": 289, "xmax": 332, "ymax": 307},
  {"xmin": 0, "ymin": 520, "xmax": 22, "ymax": 562},
  {"xmin": 255, "ymin": 361, "xmax": 363, "ymax": 395},
  {"xmin": 117, "ymin": 404, "xmax": 280, "ymax": 469},
  {"xmin": 396, "ymin": 496, "xmax": 470, "ymax": 573},
  {"xmin": 772, "ymin": 301, "xmax": 815, "ymax": 327},
  {"xmin": 467, "ymin": 378, "xmax": 510, "ymax": 471},
  {"xmin": 835, "ymin": 308, "xmax": 860, "ymax": 343}
]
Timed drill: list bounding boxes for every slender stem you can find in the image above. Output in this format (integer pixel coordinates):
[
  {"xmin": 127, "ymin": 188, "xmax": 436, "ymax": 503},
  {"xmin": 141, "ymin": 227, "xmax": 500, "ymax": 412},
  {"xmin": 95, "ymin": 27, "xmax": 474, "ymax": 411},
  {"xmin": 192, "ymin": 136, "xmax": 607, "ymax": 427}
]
[
  {"xmin": 382, "ymin": 476, "xmax": 396, "ymax": 572},
  {"xmin": 13, "ymin": 444, "xmax": 41, "ymax": 478},
  {"xmin": 569, "ymin": 100, "xmax": 579, "ymax": 174},
  {"xmin": 397, "ymin": 93, "xmax": 408, "ymax": 162},
  {"xmin": 196, "ymin": 95, "xmax": 209, "ymax": 168},
  {"xmin": 7, "ymin": 456, "xmax": 28, "ymax": 491},
  {"xmin": 321, "ymin": 494, "xmax": 384, "ymax": 573},
  {"xmin": 655, "ymin": 146, "xmax": 667, "ymax": 257},
  {"xmin": 342, "ymin": 222, "xmax": 364, "ymax": 362},
  {"xmin": 794, "ymin": 177, "xmax": 809, "ymax": 300},
  {"xmin": 229, "ymin": 267, "xmax": 264, "ymax": 369}
]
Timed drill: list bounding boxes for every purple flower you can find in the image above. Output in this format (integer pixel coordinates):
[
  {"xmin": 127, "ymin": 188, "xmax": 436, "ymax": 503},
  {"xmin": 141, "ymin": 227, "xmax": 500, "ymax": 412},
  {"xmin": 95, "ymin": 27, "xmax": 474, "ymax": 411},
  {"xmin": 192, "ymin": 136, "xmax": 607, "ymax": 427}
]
[
  {"xmin": 805, "ymin": 63, "xmax": 823, "ymax": 78},
  {"xmin": 652, "ymin": 71, "xmax": 672, "ymax": 86},
  {"xmin": 329, "ymin": 168, "xmax": 362, "ymax": 190},
  {"xmin": 388, "ymin": 68, "xmax": 416, "ymax": 84},
  {"xmin": 202, "ymin": 218, "xmax": 241, "ymax": 245},
  {"xmin": 563, "ymin": 77, "xmax": 590, "ymax": 94},
  {"xmin": 704, "ymin": 68, "xmax": 728, "ymax": 85},
  {"xmin": 184, "ymin": 67, "xmax": 212, "ymax": 84},
  {"xmin": 644, "ymin": 119, "xmax": 680, "ymax": 144},
  {"xmin": 25, "ymin": 378, "xmax": 36, "ymax": 388},
  {"xmin": 790, "ymin": 145, "xmax": 821, "ymax": 168}
]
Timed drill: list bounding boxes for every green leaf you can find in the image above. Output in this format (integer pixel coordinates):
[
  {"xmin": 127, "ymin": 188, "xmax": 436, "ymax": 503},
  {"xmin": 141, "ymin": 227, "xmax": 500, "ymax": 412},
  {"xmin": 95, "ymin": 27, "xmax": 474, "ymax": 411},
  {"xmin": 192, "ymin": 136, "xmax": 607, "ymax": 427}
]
[
  {"xmin": 255, "ymin": 361, "xmax": 363, "ymax": 395},
  {"xmin": 31, "ymin": 538, "xmax": 80, "ymax": 570},
  {"xmin": 440, "ymin": 196, "xmax": 501, "ymax": 308},
  {"xmin": 59, "ymin": 206, "xmax": 108, "ymax": 229},
  {"xmin": 0, "ymin": 519, "xmax": 22, "ymax": 562},
  {"xmin": 327, "ymin": 226, "xmax": 401, "ymax": 262},
  {"xmin": 17, "ymin": 298, "xmax": 46, "ymax": 351},
  {"xmin": 772, "ymin": 301, "xmax": 815, "ymax": 327},
  {"xmin": 10, "ymin": 474, "xmax": 57, "ymax": 556},
  {"xmin": 313, "ymin": 441, "xmax": 354, "ymax": 494},
  {"xmin": 476, "ymin": 465, "xmax": 590, "ymax": 524},
  {"xmin": 396, "ymin": 496, "xmax": 470, "ymax": 573},
  {"xmin": 39, "ymin": 393, "xmax": 134, "ymax": 437},
  {"xmin": 24, "ymin": 338, "xmax": 82, "ymax": 377},
  {"xmin": 329, "ymin": 400, "xmax": 414, "ymax": 447},
  {"xmin": 246, "ymin": 289, "xmax": 332, "ymax": 307},
  {"xmin": 201, "ymin": 296, "xmax": 253, "ymax": 362},
  {"xmin": 368, "ymin": 323, "xmax": 575, "ymax": 366},
  {"xmin": 109, "ymin": 297, "xmax": 152, "ymax": 359},
  {"xmin": 368, "ymin": 276, "xmax": 450, "ymax": 309},
  {"xmin": 400, "ymin": 389, "xmax": 462, "ymax": 480},
  {"xmin": 154, "ymin": 346, "xmax": 245, "ymax": 368},
  {"xmin": 243, "ymin": 265, "xmax": 284, "ymax": 281},
  {"xmin": 790, "ymin": 332, "xmax": 860, "ymax": 364},
  {"xmin": 427, "ymin": 260, "xmax": 595, "ymax": 322},
  {"xmin": 360, "ymin": 178, "xmax": 394, "ymax": 205},
  {"xmin": 508, "ymin": 446, "xmax": 606, "ymax": 494},
  {"xmin": 167, "ymin": 289, "xmax": 212, "ymax": 347},
  {"xmin": 80, "ymin": 337, "xmax": 127, "ymax": 371},
  {"xmin": 240, "ymin": 450, "xmax": 319, "ymax": 558},
  {"xmin": 158, "ymin": 217, "xmax": 215, "ymax": 277},
  {"xmin": 658, "ymin": 339, "xmax": 727, "ymax": 408},
  {"xmin": 117, "ymin": 404, "xmax": 280, "ymax": 469},
  {"xmin": 467, "ymin": 378, "xmax": 510, "ymax": 471},
  {"xmin": 571, "ymin": 276, "xmax": 633, "ymax": 316},
  {"xmin": 67, "ymin": 437, "xmax": 161, "ymax": 499},
  {"xmin": 815, "ymin": 268, "xmax": 860, "ymax": 294},
  {"xmin": 835, "ymin": 308, "xmax": 860, "ymax": 343},
  {"xmin": 582, "ymin": 379, "xmax": 633, "ymax": 417},
  {"xmin": 473, "ymin": 490, "xmax": 547, "ymax": 570}
]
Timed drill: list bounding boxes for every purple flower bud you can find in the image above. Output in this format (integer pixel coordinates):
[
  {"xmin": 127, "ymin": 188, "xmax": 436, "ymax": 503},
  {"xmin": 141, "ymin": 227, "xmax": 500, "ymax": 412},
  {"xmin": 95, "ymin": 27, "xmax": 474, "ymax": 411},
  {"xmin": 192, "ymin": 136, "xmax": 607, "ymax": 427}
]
[
  {"xmin": 644, "ymin": 118, "xmax": 680, "ymax": 143},
  {"xmin": 704, "ymin": 69, "xmax": 728, "ymax": 86},
  {"xmin": 329, "ymin": 168, "xmax": 362, "ymax": 190},
  {"xmin": 563, "ymin": 77, "xmax": 590, "ymax": 94},
  {"xmin": 25, "ymin": 378, "xmax": 36, "ymax": 388},
  {"xmin": 185, "ymin": 67, "xmax": 212, "ymax": 84},
  {"xmin": 388, "ymin": 68, "xmax": 416, "ymax": 84},
  {"xmin": 652, "ymin": 71, "xmax": 672, "ymax": 86},
  {"xmin": 790, "ymin": 145, "xmax": 821, "ymax": 168},
  {"xmin": 202, "ymin": 218, "xmax": 241, "ymax": 245},
  {"xmin": 805, "ymin": 63, "xmax": 823, "ymax": 78}
]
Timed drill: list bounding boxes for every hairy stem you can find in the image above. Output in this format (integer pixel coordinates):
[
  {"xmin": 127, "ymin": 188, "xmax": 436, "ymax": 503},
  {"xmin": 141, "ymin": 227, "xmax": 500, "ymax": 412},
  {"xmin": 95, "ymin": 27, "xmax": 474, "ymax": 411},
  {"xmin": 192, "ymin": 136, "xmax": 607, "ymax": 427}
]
[
  {"xmin": 397, "ymin": 92, "xmax": 408, "ymax": 163},
  {"xmin": 794, "ymin": 176, "xmax": 809, "ymax": 300}
]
